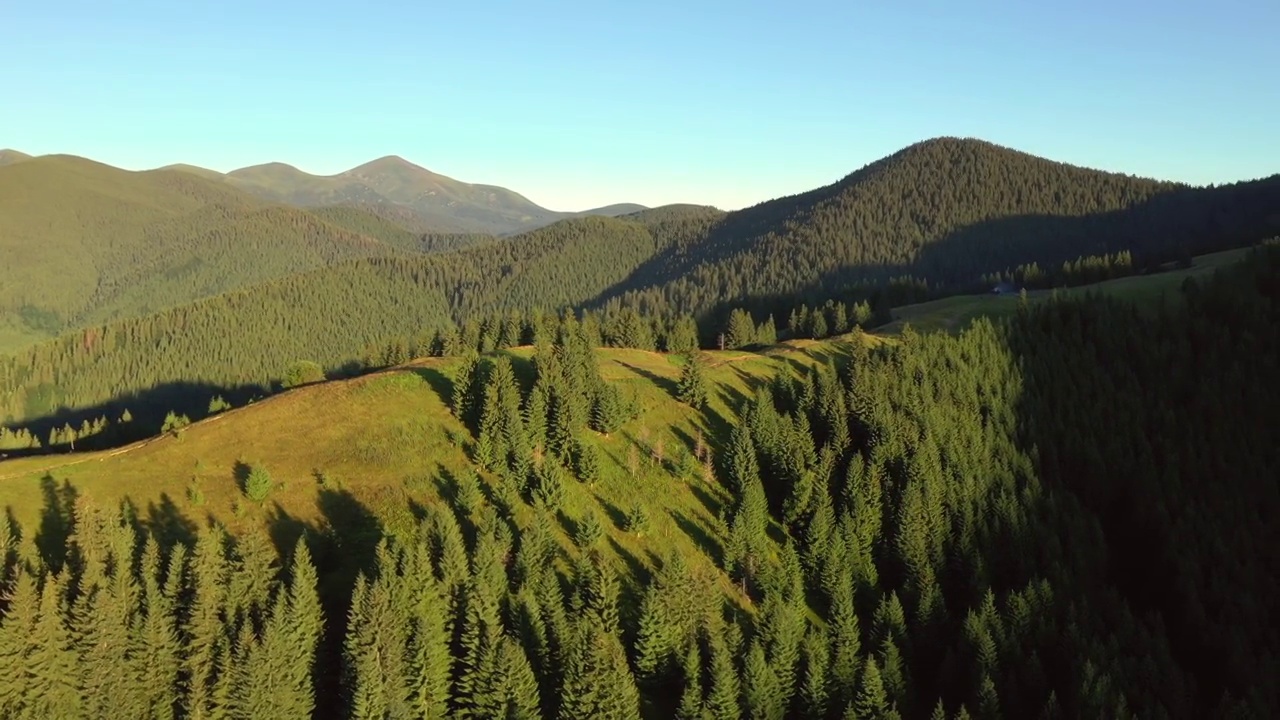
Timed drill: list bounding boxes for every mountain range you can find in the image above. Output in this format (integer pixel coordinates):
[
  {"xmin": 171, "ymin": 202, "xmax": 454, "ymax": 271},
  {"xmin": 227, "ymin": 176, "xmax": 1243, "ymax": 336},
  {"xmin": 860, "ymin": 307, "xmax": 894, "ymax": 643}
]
[
  {"xmin": 1, "ymin": 136, "xmax": 1278, "ymax": 421},
  {"xmin": 2, "ymin": 149, "xmax": 646, "ymax": 235}
]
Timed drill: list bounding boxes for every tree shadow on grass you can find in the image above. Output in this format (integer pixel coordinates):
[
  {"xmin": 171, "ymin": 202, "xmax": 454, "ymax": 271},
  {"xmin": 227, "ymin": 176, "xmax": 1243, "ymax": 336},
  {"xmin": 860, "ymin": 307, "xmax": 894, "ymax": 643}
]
[
  {"xmin": 597, "ymin": 498, "xmax": 630, "ymax": 532},
  {"xmin": 144, "ymin": 492, "xmax": 198, "ymax": 550},
  {"xmin": 35, "ymin": 474, "xmax": 77, "ymax": 573},
  {"xmin": 232, "ymin": 460, "xmax": 252, "ymax": 495},
  {"xmin": 617, "ymin": 361, "xmax": 680, "ymax": 400},
  {"xmin": 670, "ymin": 508, "xmax": 722, "ymax": 568},
  {"xmin": 409, "ymin": 366, "xmax": 455, "ymax": 409},
  {"xmin": 689, "ymin": 481, "xmax": 725, "ymax": 519}
]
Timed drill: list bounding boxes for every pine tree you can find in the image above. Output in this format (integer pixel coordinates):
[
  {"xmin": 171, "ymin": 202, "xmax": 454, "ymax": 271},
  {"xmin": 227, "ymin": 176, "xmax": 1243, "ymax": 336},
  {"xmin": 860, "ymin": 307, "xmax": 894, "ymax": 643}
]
[
  {"xmin": 676, "ymin": 641, "xmax": 704, "ymax": 720},
  {"xmin": 853, "ymin": 656, "xmax": 890, "ymax": 720},
  {"xmin": 487, "ymin": 635, "xmax": 542, "ymax": 720},
  {"xmin": 799, "ymin": 629, "xmax": 831, "ymax": 720},
  {"xmin": 23, "ymin": 573, "xmax": 82, "ymax": 718},
  {"xmin": 283, "ymin": 540, "xmax": 323, "ymax": 719},
  {"xmin": 573, "ymin": 440, "xmax": 602, "ymax": 485},
  {"xmin": 0, "ymin": 571, "xmax": 41, "ymax": 716},
  {"xmin": 558, "ymin": 617, "xmax": 642, "ymax": 720},
  {"xmin": 590, "ymin": 384, "xmax": 627, "ymax": 435},
  {"xmin": 677, "ymin": 352, "xmax": 711, "ymax": 409},
  {"xmin": 725, "ymin": 308, "xmax": 758, "ymax": 349},
  {"xmin": 827, "ymin": 572, "xmax": 862, "ymax": 712},
  {"xmin": 184, "ymin": 525, "xmax": 231, "ymax": 719},
  {"xmin": 703, "ymin": 628, "xmax": 742, "ymax": 720},
  {"xmin": 139, "ymin": 539, "xmax": 184, "ymax": 720},
  {"xmin": 742, "ymin": 640, "xmax": 785, "ymax": 720},
  {"xmin": 665, "ymin": 314, "xmax": 701, "ymax": 354}
]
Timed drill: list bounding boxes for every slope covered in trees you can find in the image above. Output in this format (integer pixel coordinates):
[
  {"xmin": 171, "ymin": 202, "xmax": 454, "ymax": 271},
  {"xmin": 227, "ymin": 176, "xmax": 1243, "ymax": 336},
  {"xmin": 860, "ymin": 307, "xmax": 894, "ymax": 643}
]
[
  {"xmin": 0, "ymin": 244, "xmax": 1275, "ymax": 718},
  {"xmin": 597, "ymin": 137, "xmax": 1280, "ymax": 319},
  {"xmin": 0, "ymin": 214, "xmax": 673, "ymax": 425},
  {"xmin": 0, "ymin": 155, "xmax": 425, "ymax": 351},
  {"xmin": 4, "ymin": 138, "xmax": 1277, "ymax": 431}
]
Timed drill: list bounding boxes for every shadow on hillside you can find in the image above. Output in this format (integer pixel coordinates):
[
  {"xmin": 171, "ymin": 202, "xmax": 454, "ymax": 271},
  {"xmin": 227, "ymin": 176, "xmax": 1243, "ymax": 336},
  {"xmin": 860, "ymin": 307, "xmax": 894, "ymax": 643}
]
[
  {"xmin": 5, "ymin": 379, "xmax": 272, "ymax": 459},
  {"xmin": 580, "ymin": 176, "xmax": 1280, "ymax": 338},
  {"xmin": 670, "ymin": 508, "xmax": 722, "ymax": 567},
  {"xmin": 34, "ymin": 475, "xmax": 77, "ymax": 572},
  {"xmin": 617, "ymin": 361, "xmax": 679, "ymax": 399},
  {"xmin": 140, "ymin": 492, "xmax": 198, "ymax": 549},
  {"xmin": 409, "ymin": 367, "xmax": 455, "ymax": 409}
]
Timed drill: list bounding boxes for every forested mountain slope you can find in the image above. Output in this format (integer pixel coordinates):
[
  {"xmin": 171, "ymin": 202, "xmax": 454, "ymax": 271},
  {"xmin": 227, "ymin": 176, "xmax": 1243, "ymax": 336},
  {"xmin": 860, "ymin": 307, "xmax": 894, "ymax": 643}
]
[
  {"xmin": 4, "ymin": 138, "xmax": 1277, "ymax": 428},
  {"xmin": 596, "ymin": 137, "xmax": 1280, "ymax": 317},
  {"xmin": 0, "ymin": 245, "xmax": 1275, "ymax": 718},
  {"xmin": 0, "ymin": 214, "xmax": 670, "ymax": 423},
  {"xmin": 0, "ymin": 156, "xmax": 421, "ymax": 351}
]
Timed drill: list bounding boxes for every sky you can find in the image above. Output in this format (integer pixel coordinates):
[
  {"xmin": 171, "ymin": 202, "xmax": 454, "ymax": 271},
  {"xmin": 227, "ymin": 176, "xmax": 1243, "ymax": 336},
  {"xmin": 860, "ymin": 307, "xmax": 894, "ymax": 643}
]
[{"xmin": 3, "ymin": 0, "xmax": 1277, "ymax": 211}]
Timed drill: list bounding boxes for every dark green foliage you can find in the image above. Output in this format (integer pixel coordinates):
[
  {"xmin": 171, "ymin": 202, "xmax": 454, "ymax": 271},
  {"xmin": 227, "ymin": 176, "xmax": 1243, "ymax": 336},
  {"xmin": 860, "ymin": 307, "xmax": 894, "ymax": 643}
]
[
  {"xmin": 724, "ymin": 308, "xmax": 758, "ymax": 349},
  {"xmin": 572, "ymin": 440, "xmax": 601, "ymax": 485},
  {"xmin": 1, "ymin": 245, "xmax": 1278, "ymax": 719},
  {"xmin": 573, "ymin": 510, "xmax": 604, "ymax": 549},
  {"xmin": 590, "ymin": 385, "xmax": 628, "ymax": 435},
  {"xmin": 623, "ymin": 503, "xmax": 650, "ymax": 535},
  {"xmin": 677, "ymin": 352, "xmax": 711, "ymax": 409}
]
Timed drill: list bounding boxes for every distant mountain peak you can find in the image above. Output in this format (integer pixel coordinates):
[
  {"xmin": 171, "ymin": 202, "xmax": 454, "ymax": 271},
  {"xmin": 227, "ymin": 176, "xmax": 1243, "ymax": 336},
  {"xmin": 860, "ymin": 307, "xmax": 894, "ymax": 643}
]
[
  {"xmin": 0, "ymin": 149, "xmax": 32, "ymax": 166},
  {"xmin": 341, "ymin": 156, "xmax": 441, "ymax": 183}
]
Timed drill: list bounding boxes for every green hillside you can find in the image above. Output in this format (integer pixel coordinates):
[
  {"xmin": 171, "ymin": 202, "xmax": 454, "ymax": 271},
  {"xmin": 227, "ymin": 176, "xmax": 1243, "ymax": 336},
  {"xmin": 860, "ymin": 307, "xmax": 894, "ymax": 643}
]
[
  {"xmin": 0, "ymin": 246, "xmax": 1275, "ymax": 718},
  {"xmin": 0, "ymin": 214, "xmax": 670, "ymax": 424},
  {"xmin": 879, "ymin": 246, "xmax": 1256, "ymax": 334},
  {"xmin": 599, "ymin": 137, "xmax": 1280, "ymax": 319},
  {"xmin": 0, "ymin": 156, "xmax": 419, "ymax": 352}
]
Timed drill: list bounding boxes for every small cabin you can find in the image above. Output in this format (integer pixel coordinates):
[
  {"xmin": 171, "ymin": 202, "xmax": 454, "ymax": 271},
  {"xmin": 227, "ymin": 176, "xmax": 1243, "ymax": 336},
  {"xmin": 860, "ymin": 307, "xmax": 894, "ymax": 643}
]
[{"xmin": 991, "ymin": 281, "xmax": 1017, "ymax": 296}]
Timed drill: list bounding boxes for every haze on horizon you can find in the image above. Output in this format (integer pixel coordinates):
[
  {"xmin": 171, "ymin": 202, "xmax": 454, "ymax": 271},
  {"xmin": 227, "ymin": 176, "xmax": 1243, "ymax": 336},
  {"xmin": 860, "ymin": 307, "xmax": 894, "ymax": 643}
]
[{"xmin": 4, "ymin": 0, "xmax": 1277, "ymax": 212}]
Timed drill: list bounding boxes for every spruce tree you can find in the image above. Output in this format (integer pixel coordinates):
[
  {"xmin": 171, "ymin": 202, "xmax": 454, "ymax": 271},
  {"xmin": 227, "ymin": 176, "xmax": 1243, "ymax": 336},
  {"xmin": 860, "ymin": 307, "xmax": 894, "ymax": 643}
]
[
  {"xmin": 665, "ymin": 314, "xmax": 701, "ymax": 354},
  {"xmin": 742, "ymin": 640, "xmax": 785, "ymax": 720},
  {"xmin": 23, "ymin": 573, "xmax": 82, "ymax": 718},
  {"xmin": 676, "ymin": 642, "xmax": 704, "ymax": 720},
  {"xmin": 139, "ymin": 539, "xmax": 184, "ymax": 720},
  {"xmin": 799, "ymin": 629, "xmax": 831, "ymax": 720},
  {"xmin": 704, "ymin": 631, "xmax": 742, "ymax": 720},
  {"xmin": 853, "ymin": 656, "xmax": 890, "ymax": 720},
  {"xmin": 677, "ymin": 352, "xmax": 711, "ymax": 409},
  {"xmin": 0, "ymin": 571, "xmax": 40, "ymax": 716},
  {"xmin": 558, "ymin": 617, "xmax": 642, "ymax": 720},
  {"xmin": 725, "ymin": 308, "xmax": 757, "ymax": 349}
]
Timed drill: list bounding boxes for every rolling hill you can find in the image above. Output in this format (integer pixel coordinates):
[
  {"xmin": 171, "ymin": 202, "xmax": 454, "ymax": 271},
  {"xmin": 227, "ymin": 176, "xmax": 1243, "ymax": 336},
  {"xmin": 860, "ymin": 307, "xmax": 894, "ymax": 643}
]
[{"xmin": 0, "ymin": 155, "xmax": 421, "ymax": 351}]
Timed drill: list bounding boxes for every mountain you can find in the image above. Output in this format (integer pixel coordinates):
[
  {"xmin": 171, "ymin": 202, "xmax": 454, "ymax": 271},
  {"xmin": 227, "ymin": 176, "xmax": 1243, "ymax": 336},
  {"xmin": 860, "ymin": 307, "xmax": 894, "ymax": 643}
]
[
  {"xmin": 0, "ymin": 154, "xmax": 417, "ymax": 352},
  {"xmin": 577, "ymin": 202, "xmax": 649, "ymax": 217},
  {"xmin": 597, "ymin": 137, "xmax": 1280, "ymax": 318},
  {"xmin": 0, "ymin": 149, "xmax": 30, "ymax": 166},
  {"xmin": 4, "ymin": 136, "xmax": 1278, "ymax": 421},
  {"xmin": 216, "ymin": 155, "xmax": 648, "ymax": 234}
]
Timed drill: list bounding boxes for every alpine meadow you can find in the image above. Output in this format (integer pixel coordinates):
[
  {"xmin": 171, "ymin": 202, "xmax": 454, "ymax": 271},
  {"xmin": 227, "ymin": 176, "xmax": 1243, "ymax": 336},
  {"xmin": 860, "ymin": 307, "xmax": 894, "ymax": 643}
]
[{"xmin": 3, "ymin": 26, "xmax": 1280, "ymax": 719}]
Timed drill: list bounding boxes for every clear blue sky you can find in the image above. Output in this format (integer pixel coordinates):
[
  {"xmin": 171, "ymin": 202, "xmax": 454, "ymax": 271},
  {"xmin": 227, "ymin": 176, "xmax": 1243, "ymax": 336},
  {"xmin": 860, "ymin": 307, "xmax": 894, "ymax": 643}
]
[{"xmin": 4, "ymin": 0, "xmax": 1277, "ymax": 211}]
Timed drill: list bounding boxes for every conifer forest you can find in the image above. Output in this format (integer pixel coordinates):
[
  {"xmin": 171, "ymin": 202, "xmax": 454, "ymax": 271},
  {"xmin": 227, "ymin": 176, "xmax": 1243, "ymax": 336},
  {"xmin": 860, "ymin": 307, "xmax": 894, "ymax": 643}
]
[{"xmin": 0, "ymin": 136, "xmax": 1278, "ymax": 720}]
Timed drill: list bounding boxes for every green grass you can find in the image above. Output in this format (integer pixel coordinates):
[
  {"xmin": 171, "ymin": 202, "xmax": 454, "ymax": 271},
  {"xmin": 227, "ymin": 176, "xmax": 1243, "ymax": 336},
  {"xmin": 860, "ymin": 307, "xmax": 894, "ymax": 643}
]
[
  {"xmin": 0, "ymin": 338, "xmax": 857, "ymax": 601},
  {"xmin": 880, "ymin": 246, "xmax": 1254, "ymax": 334}
]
